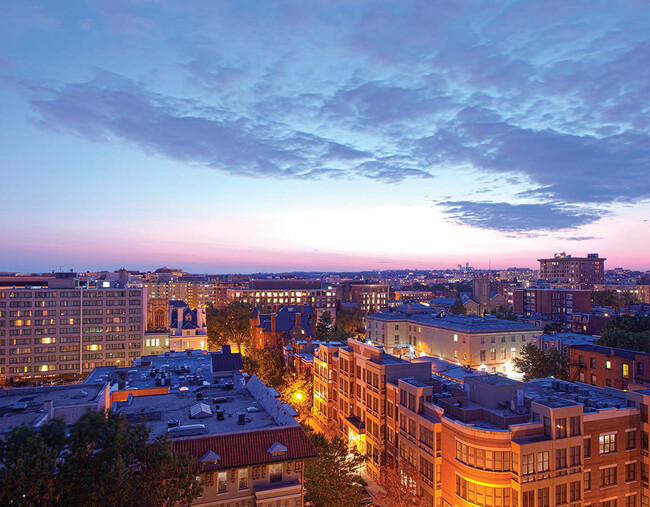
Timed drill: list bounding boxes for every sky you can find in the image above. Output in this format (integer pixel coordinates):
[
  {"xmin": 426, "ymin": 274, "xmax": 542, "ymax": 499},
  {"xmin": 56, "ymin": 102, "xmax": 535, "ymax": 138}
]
[{"xmin": 1, "ymin": 1, "xmax": 649, "ymax": 273}]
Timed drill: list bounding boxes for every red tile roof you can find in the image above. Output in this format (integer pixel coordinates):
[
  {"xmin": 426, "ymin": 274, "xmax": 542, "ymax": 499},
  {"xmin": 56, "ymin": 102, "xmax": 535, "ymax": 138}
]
[{"xmin": 173, "ymin": 425, "xmax": 318, "ymax": 470}]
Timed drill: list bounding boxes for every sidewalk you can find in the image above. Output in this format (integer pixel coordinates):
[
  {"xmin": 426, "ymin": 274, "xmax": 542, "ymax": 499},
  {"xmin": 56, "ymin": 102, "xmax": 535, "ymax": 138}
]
[{"xmin": 360, "ymin": 467, "xmax": 392, "ymax": 507}]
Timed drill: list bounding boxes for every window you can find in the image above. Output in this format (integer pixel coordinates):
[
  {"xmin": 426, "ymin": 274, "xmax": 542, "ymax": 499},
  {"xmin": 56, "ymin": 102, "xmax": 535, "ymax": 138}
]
[
  {"xmin": 555, "ymin": 483, "xmax": 567, "ymax": 505},
  {"xmin": 600, "ymin": 466, "xmax": 617, "ymax": 487},
  {"xmin": 626, "ymin": 495, "xmax": 637, "ymax": 507},
  {"xmin": 627, "ymin": 462, "xmax": 637, "ymax": 482},
  {"xmin": 555, "ymin": 448, "xmax": 567, "ymax": 469},
  {"xmin": 606, "ymin": 360, "xmax": 612, "ymax": 369},
  {"xmin": 544, "ymin": 416, "xmax": 552, "ymax": 437},
  {"xmin": 556, "ymin": 418, "xmax": 567, "ymax": 438},
  {"xmin": 628, "ymin": 430, "xmax": 637, "ymax": 450},
  {"xmin": 570, "ymin": 446, "xmax": 580, "ymax": 466},
  {"xmin": 569, "ymin": 416, "xmax": 581, "ymax": 436},
  {"xmin": 522, "ymin": 453, "xmax": 534, "ymax": 475},
  {"xmin": 591, "ymin": 374, "xmax": 597, "ymax": 385},
  {"xmin": 537, "ymin": 451, "xmax": 549, "ymax": 472},
  {"xmin": 590, "ymin": 357, "xmax": 597, "ymax": 368},
  {"xmin": 569, "ymin": 481, "xmax": 581, "ymax": 502},
  {"xmin": 584, "ymin": 471, "xmax": 591, "ymax": 490},
  {"xmin": 217, "ymin": 471, "xmax": 228, "ymax": 493},
  {"xmin": 238, "ymin": 468, "xmax": 248, "ymax": 489},
  {"xmin": 522, "ymin": 491, "xmax": 534, "ymax": 507},
  {"xmin": 583, "ymin": 436, "xmax": 591, "ymax": 458},
  {"xmin": 269, "ymin": 463, "xmax": 283, "ymax": 483},
  {"xmin": 537, "ymin": 487, "xmax": 549, "ymax": 507},
  {"xmin": 600, "ymin": 432, "xmax": 617, "ymax": 454},
  {"xmin": 623, "ymin": 363, "xmax": 630, "ymax": 378}
]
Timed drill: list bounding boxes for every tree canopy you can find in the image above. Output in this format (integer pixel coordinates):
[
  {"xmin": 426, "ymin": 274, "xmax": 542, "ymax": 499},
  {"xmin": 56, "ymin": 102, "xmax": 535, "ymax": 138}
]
[
  {"xmin": 303, "ymin": 431, "xmax": 366, "ymax": 507},
  {"xmin": 450, "ymin": 297, "xmax": 467, "ymax": 315},
  {"xmin": 596, "ymin": 316, "xmax": 650, "ymax": 352},
  {"xmin": 512, "ymin": 343, "xmax": 569, "ymax": 381},
  {"xmin": 592, "ymin": 290, "xmax": 638, "ymax": 310},
  {"xmin": 206, "ymin": 301, "xmax": 254, "ymax": 352},
  {"xmin": 490, "ymin": 305, "xmax": 517, "ymax": 321},
  {"xmin": 0, "ymin": 411, "xmax": 202, "ymax": 507}
]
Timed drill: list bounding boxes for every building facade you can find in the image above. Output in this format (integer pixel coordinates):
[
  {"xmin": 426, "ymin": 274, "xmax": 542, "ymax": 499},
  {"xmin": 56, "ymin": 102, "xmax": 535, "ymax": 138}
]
[
  {"xmin": 513, "ymin": 288, "xmax": 592, "ymax": 324},
  {"xmin": 312, "ymin": 342, "xmax": 650, "ymax": 507},
  {"xmin": 0, "ymin": 274, "xmax": 145, "ymax": 384},
  {"xmin": 366, "ymin": 313, "xmax": 541, "ymax": 374},
  {"xmin": 569, "ymin": 343, "xmax": 650, "ymax": 389},
  {"xmin": 538, "ymin": 252, "xmax": 606, "ymax": 288}
]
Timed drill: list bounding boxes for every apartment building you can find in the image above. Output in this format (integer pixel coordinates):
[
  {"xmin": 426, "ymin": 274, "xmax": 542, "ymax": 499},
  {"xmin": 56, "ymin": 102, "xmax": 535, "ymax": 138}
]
[
  {"xmin": 345, "ymin": 283, "xmax": 389, "ymax": 317},
  {"xmin": 366, "ymin": 312, "xmax": 541, "ymax": 374},
  {"xmin": 227, "ymin": 284, "xmax": 336, "ymax": 314},
  {"xmin": 141, "ymin": 280, "xmax": 217, "ymax": 309},
  {"xmin": 312, "ymin": 341, "xmax": 649, "ymax": 507},
  {"xmin": 538, "ymin": 252, "xmax": 606, "ymax": 288},
  {"xmin": 513, "ymin": 287, "xmax": 592, "ymax": 324},
  {"xmin": 569, "ymin": 343, "xmax": 650, "ymax": 389},
  {"xmin": 0, "ymin": 273, "xmax": 145, "ymax": 384}
]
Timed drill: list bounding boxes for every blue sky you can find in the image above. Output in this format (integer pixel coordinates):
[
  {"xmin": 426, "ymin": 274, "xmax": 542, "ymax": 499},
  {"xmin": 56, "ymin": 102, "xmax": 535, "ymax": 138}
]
[{"xmin": 1, "ymin": 1, "xmax": 649, "ymax": 272}]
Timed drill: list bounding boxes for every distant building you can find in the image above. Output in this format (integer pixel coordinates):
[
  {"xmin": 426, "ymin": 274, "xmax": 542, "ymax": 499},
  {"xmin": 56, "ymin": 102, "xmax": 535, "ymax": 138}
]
[
  {"xmin": 532, "ymin": 332, "xmax": 598, "ymax": 354},
  {"xmin": 344, "ymin": 283, "xmax": 389, "ymax": 317},
  {"xmin": 366, "ymin": 312, "xmax": 541, "ymax": 374},
  {"xmin": 249, "ymin": 305, "xmax": 315, "ymax": 350},
  {"xmin": 168, "ymin": 301, "xmax": 208, "ymax": 351},
  {"xmin": 538, "ymin": 252, "xmax": 605, "ymax": 288},
  {"xmin": 513, "ymin": 287, "xmax": 592, "ymax": 323},
  {"xmin": 0, "ymin": 273, "xmax": 145, "ymax": 385},
  {"xmin": 227, "ymin": 282, "xmax": 336, "ymax": 314},
  {"xmin": 146, "ymin": 298, "xmax": 169, "ymax": 330}
]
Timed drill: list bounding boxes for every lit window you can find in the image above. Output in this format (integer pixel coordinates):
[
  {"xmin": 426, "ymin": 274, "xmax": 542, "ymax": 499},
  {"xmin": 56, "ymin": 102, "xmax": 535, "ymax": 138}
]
[{"xmin": 606, "ymin": 361, "xmax": 612, "ymax": 370}]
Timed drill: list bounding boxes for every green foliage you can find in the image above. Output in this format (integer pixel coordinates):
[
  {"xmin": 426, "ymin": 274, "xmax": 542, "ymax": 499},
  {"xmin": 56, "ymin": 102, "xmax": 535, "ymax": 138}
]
[
  {"xmin": 279, "ymin": 373, "xmax": 313, "ymax": 421},
  {"xmin": 596, "ymin": 316, "xmax": 650, "ymax": 352},
  {"xmin": 0, "ymin": 412, "xmax": 202, "ymax": 507},
  {"xmin": 380, "ymin": 459, "xmax": 424, "ymax": 507},
  {"xmin": 592, "ymin": 290, "xmax": 639, "ymax": 310},
  {"xmin": 512, "ymin": 343, "xmax": 569, "ymax": 381},
  {"xmin": 450, "ymin": 297, "xmax": 467, "ymax": 315},
  {"xmin": 542, "ymin": 322, "xmax": 563, "ymax": 335},
  {"xmin": 243, "ymin": 347, "xmax": 286, "ymax": 389},
  {"xmin": 206, "ymin": 301, "xmax": 254, "ymax": 352},
  {"xmin": 490, "ymin": 305, "xmax": 517, "ymax": 321},
  {"xmin": 335, "ymin": 307, "xmax": 363, "ymax": 333},
  {"xmin": 315, "ymin": 311, "xmax": 334, "ymax": 340},
  {"xmin": 303, "ymin": 431, "xmax": 366, "ymax": 507}
]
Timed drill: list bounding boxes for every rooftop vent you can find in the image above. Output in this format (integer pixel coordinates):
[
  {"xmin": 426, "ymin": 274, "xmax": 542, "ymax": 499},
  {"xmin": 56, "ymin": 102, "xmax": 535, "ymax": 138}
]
[
  {"xmin": 190, "ymin": 402, "xmax": 213, "ymax": 419},
  {"xmin": 12, "ymin": 403, "xmax": 27, "ymax": 411}
]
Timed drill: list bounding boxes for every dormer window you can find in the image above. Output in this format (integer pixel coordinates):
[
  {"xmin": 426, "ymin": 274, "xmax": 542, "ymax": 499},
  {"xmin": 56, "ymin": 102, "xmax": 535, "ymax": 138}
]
[
  {"xmin": 198, "ymin": 450, "xmax": 221, "ymax": 467},
  {"xmin": 267, "ymin": 442, "xmax": 288, "ymax": 457}
]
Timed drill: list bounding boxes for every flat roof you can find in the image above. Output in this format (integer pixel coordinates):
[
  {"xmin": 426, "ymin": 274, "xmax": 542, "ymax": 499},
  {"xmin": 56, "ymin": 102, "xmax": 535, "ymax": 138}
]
[
  {"xmin": 113, "ymin": 384, "xmax": 279, "ymax": 440},
  {"xmin": 0, "ymin": 383, "xmax": 106, "ymax": 434},
  {"xmin": 369, "ymin": 313, "xmax": 540, "ymax": 333}
]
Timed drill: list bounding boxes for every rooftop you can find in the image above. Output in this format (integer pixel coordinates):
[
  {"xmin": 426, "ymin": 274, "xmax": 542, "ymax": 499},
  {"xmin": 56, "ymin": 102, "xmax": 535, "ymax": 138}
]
[
  {"xmin": 369, "ymin": 312, "xmax": 541, "ymax": 333},
  {"xmin": 570, "ymin": 343, "xmax": 644, "ymax": 359},
  {"xmin": 0, "ymin": 383, "xmax": 108, "ymax": 434},
  {"xmin": 112, "ymin": 374, "xmax": 298, "ymax": 440}
]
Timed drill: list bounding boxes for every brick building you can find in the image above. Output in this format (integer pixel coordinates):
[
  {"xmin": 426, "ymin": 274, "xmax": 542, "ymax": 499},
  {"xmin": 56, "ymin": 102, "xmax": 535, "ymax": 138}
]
[
  {"xmin": 538, "ymin": 252, "xmax": 605, "ymax": 288},
  {"xmin": 249, "ymin": 305, "xmax": 315, "ymax": 350},
  {"xmin": 513, "ymin": 287, "xmax": 592, "ymax": 324},
  {"xmin": 569, "ymin": 343, "xmax": 650, "ymax": 389},
  {"xmin": 311, "ymin": 339, "xmax": 650, "ymax": 506}
]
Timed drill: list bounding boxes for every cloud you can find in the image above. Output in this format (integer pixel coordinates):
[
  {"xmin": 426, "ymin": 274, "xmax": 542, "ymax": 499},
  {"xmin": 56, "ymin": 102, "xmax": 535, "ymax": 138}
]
[
  {"xmin": 28, "ymin": 71, "xmax": 433, "ymax": 183},
  {"xmin": 436, "ymin": 200, "xmax": 604, "ymax": 233}
]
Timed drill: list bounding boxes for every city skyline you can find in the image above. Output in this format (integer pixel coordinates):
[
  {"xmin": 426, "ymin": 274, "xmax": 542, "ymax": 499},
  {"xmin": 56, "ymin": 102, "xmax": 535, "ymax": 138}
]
[{"xmin": 1, "ymin": 1, "xmax": 649, "ymax": 272}]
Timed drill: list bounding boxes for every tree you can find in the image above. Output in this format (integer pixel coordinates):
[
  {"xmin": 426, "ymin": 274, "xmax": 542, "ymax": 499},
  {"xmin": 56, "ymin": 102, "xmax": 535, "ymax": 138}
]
[
  {"xmin": 303, "ymin": 431, "xmax": 366, "ymax": 507},
  {"xmin": 513, "ymin": 343, "xmax": 569, "ymax": 381},
  {"xmin": 279, "ymin": 373, "xmax": 313, "ymax": 421},
  {"xmin": 243, "ymin": 347, "xmax": 286, "ymax": 389},
  {"xmin": 335, "ymin": 307, "xmax": 363, "ymax": 333},
  {"xmin": 450, "ymin": 297, "xmax": 466, "ymax": 315},
  {"xmin": 542, "ymin": 322, "xmax": 563, "ymax": 335},
  {"xmin": 0, "ymin": 412, "xmax": 202, "ymax": 507},
  {"xmin": 490, "ymin": 305, "xmax": 517, "ymax": 321},
  {"xmin": 315, "ymin": 311, "xmax": 333, "ymax": 340},
  {"xmin": 206, "ymin": 301, "xmax": 254, "ymax": 353},
  {"xmin": 596, "ymin": 316, "xmax": 650, "ymax": 352},
  {"xmin": 380, "ymin": 459, "xmax": 424, "ymax": 507}
]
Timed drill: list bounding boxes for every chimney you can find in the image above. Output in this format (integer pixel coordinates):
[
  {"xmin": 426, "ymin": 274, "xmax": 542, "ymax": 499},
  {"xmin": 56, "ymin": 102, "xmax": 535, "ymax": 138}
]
[
  {"xmin": 271, "ymin": 313, "xmax": 276, "ymax": 332},
  {"xmin": 176, "ymin": 307, "xmax": 184, "ymax": 331},
  {"xmin": 295, "ymin": 313, "xmax": 302, "ymax": 329}
]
